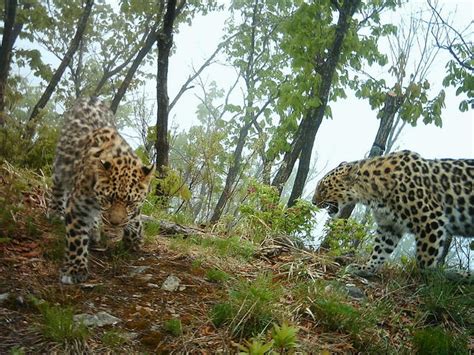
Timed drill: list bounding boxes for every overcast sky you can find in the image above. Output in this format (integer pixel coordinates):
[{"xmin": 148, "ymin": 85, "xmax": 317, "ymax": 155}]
[{"xmin": 163, "ymin": 0, "xmax": 473, "ymax": 199}]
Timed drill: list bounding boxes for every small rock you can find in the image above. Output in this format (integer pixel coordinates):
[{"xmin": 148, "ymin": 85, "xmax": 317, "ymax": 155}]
[
  {"xmin": 74, "ymin": 311, "xmax": 121, "ymax": 327},
  {"xmin": 161, "ymin": 275, "xmax": 181, "ymax": 292},
  {"xmin": 136, "ymin": 305, "xmax": 154, "ymax": 314},
  {"xmin": 81, "ymin": 283, "xmax": 103, "ymax": 289},
  {"xmin": 16, "ymin": 295, "xmax": 25, "ymax": 306},
  {"xmin": 345, "ymin": 284, "xmax": 366, "ymax": 299},
  {"xmin": 147, "ymin": 283, "xmax": 160, "ymax": 288},
  {"xmin": 178, "ymin": 285, "xmax": 186, "ymax": 291},
  {"xmin": 324, "ymin": 285, "xmax": 334, "ymax": 293},
  {"xmin": 138, "ymin": 274, "xmax": 153, "ymax": 282},
  {"xmin": 129, "ymin": 265, "xmax": 151, "ymax": 276},
  {"xmin": 0, "ymin": 293, "xmax": 10, "ymax": 304},
  {"xmin": 122, "ymin": 332, "xmax": 138, "ymax": 341}
]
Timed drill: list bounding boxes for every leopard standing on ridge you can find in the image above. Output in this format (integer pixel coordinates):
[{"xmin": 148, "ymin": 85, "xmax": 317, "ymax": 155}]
[
  {"xmin": 51, "ymin": 97, "xmax": 154, "ymax": 284},
  {"xmin": 312, "ymin": 150, "xmax": 473, "ymax": 279}
]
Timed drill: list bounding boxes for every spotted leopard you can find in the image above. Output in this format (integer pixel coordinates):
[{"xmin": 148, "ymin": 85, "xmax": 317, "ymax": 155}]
[
  {"xmin": 313, "ymin": 150, "xmax": 473, "ymax": 278},
  {"xmin": 51, "ymin": 97, "xmax": 154, "ymax": 284}
]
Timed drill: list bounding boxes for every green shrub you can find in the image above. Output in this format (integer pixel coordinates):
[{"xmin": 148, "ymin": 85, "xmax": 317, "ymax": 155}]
[
  {"xmin": 240, "ymin": 182, "xmax": 317, "ymax": 243},
  {"xmin": 323, "ymin": 218, "xmax": 368, "ymax": 256}
]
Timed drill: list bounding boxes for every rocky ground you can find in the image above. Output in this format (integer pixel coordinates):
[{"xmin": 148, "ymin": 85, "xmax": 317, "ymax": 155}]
[{"xmin": 1, "ymin": 163, "xmax": 473, "ymax": 354}]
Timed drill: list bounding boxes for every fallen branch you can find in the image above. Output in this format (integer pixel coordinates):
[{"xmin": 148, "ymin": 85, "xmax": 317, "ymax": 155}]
[{"xmin": 141, "ymin": 215, "xmax": 206, "ymax": 237}]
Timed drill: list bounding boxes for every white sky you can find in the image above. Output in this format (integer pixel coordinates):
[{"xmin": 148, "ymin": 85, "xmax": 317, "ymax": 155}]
[{"xmin": 164, "ymin": 0, "xmax": 473, "ymax": 198}]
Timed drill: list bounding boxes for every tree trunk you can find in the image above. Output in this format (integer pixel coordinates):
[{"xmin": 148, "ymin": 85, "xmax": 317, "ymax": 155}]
[
  {"xmin": 0, "ymin": 0, "xmax": 18, "ymax": 125},
  {"xmin": 110, "ymin": 27, "xmax": 159, "ymax": 114},
  {"xmin": 209, "ymin": 0, "xmax": 260, "ymax": 223},
  {"xmin": 28, "ymin": 0, "xmax": 94, "ymax": 126},
  {"xmin": 155, "ymin": 0, "xmax": 179, "ymax": 196},
  {"xmin": 287, "ymin": 110, "xmax": 323, "ymax": 206},
  {"xmin": 337, "ymin": 91, "xmax": 404, "ymax": 219},
  {"xmin": 282, "ymin": 0, "xmax": 361, "ymax": 206},
  {"xmin": 209, "ymin": 118, "xmax": 253, "ymax": 223},
  {"xmin": 271, "ymin": 115, "xmax": 311, "ymax": 194}
]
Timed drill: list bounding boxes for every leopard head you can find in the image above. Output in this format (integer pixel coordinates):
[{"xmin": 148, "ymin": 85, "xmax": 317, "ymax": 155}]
[
  {"xmin": 94, "ymin": 156, "xmax": 154, "ymax": 227},
  {"xmin": 312, "ymin": 161, "xmax": 359, "ymax": 218}
]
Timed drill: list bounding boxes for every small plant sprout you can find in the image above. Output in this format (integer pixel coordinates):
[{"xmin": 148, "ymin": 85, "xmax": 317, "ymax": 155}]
[
  {"xmin": 271, "ymin": 322, "xmax": 299, "ymax": 350},
  {"xmin": 238, "ymin": 338, "xmax": 274, "ymax": 355},
  {"xmin": 163, "ymin": 318, "xmax": 183, "ymax": 336}
]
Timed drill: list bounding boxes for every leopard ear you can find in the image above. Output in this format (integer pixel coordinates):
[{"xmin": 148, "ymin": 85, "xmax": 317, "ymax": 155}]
[
  {"xmin": 141, "ymin": 164, "xmax": 155, "ymax": 177},
  {"xmin": 101, "ymin": 160, "xmax": 112, "ymax": 170}
]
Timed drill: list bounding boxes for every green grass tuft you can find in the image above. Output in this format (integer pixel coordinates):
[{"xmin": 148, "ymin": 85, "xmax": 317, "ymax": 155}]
[
  {"xmin": 210, "ymin": 273, "xmax": 283, "ymax": 337},
  {"xmin": 412, "ymin": 326, "xmax": 468, "ymax": 355},
  {"xmin": 35, "ymin": 301, "xmax": 88, "ymax": 343},
  {"xmin": 101, "ymin": 329, "xmax": 128, "ymax": 348},
  {"xmin": 163, "ymin": 318, "xmax": 183, "ymax": 336},
  {"xmin": 418, "ymin": 271, "xmax": 474, "ymax": 327},
  {"xmin": 206, "ymin": 268, "xmax": 230, "ymax": 283}
]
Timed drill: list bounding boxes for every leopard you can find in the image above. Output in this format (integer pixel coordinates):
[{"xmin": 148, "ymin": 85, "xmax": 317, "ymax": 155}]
[
  {"xmin": 312, "ymin": 150, "xmax": 473, "ymax": 280},
  {"xmin": 50, "ymin": 97, "xmax": 154, "ymax": 284}
]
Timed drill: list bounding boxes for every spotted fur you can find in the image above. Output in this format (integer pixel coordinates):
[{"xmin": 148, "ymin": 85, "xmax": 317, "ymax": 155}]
[
  {"xmin": 313, "ymin": 150, "xmax": 474, "ymax": 277},
  {"xmin": 51, "ymin": 98, "xmax": 154, "ymax": 284}
]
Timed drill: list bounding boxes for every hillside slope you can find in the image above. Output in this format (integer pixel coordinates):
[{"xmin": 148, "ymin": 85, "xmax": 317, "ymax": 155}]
[{"xmin": 0, "ymin": 163, "xmax": 472, "ymax": 354}]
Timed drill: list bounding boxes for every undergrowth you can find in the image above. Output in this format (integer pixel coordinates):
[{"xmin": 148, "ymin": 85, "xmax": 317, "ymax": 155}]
[
  {"xmin": 30, "ymin": 297, "xmax": 88, "ymax": 343},
  {"xmin": 240, "ymin": 182, "xmax": 317, "ymax": 243},
  {"xmin": 169, "ymin": 235, "xmax": 255, "ymax": 260},
  {"xmin": 211, "ymin": 273, "xmax": 283, "ymax": 337},
  {"xmin": 292, "ymin": 280, "xmax": 393, "ymax": 352},
  {"xmin": 412, "ymin": 326, "xmax": 468, "ymax": 355}
]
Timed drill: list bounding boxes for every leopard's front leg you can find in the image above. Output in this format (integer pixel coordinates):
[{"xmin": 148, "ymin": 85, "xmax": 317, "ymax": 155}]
[
  {"xmin": 122, "ymin": 213, "xmax": 144, "ymax": 252},
  {"xmin": 346, "ymin": 224, "xmax": 402, "ymax": 277},
  {"xmin": 60, "ymin": 193, "xmax": 98, "ymax": 284}
]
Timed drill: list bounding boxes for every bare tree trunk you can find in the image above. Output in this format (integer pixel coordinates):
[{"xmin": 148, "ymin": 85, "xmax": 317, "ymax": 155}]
[
  {"xmin": 287, "ymin": 110, "xmax": 323, "ymax": 206},
  {"xmin": 28, "ymin": 0, "xmax": 94, "ymax": 126},
  {"xmin": 0, "ymin": 0, "xmax": 18, "ymax": 125},
  {"xmin": 155, "ymin": 0, "xmax": 183, "ymax": 194},
  {"xmin": 110, "ymin": 27, "xmax": 159, "ymax": 114},
  {"xmin": 209, "ymin": 0, "xmax": 261, "ymax": 223},
  {"xmin": 210, "ymin": 118, "xmax": 254, "ymax": 223},
  {"xmin": 283, "ymin": 0, "xmax": 361, "ymax": 207},
  {"xmin": 271, "ymin": 114, "xmax": 311, "ymax": 194}
]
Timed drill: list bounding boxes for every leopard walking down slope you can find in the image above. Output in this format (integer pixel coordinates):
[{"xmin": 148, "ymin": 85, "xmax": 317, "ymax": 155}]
[
  {"xmin": 51, "ymin": 98, "xmax": 154, "ymax": 284},
  {"xmin": 313, "ymin": 150, "xmax": 473, "ymax": 280}
]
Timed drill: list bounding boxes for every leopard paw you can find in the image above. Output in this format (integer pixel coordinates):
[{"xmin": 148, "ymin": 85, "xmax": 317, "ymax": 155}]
[
  {"xmin": 345, "ymin": 264, "xmax": 376, "ymax": 279},
  {"xmin": 444, "ymin": 269, "xmax": 473, "ymax": 284},
  {"xmin": 122, "ymin": 238, "xmax": 142, "ymax": 252},
  {"xmin": 60, "ymin": 264, "xmax": 88, "ymax": 284}
]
